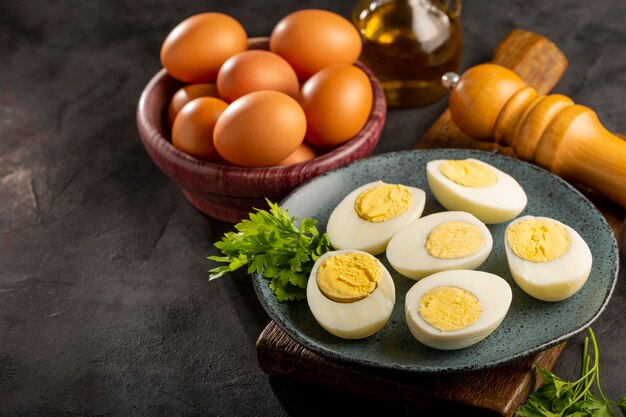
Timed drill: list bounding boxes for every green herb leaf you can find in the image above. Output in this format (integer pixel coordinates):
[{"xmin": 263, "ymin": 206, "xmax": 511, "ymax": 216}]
[
  {"xmin": 577, "ymin": 395, "xmax": 617, "ymax": 417},
  {"xmin": 269, "ymin": 278, "xmax": 306, "ymax": 302},
  {"xmin": 208, "ymin": 200, "xmax": 330, "ymax": 301},
  {"xmin": 516, "ymin": 398, "xmax": 560, "ymax": 417},
  {"xmin": 615, "ymin": 397, "xmax": 626, "ymax": 416},
  {"xmin": 516, "ymin": 328, "xmax": 623, "ymax": 417},
  {"xmin": 515, "ymin": 405, "xmax": 549, "ymax": 417}
]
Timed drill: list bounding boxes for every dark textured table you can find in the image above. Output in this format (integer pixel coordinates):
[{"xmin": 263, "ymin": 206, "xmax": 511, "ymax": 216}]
[{"xmin": 1, "ymin": 1, "xmax": 625, "ymax": 416}]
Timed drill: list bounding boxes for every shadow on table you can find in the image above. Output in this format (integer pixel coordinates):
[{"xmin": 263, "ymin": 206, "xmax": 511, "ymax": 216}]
[{"xmin": 268, "ymin": 376, "xmax": 415, "ymax": 417}]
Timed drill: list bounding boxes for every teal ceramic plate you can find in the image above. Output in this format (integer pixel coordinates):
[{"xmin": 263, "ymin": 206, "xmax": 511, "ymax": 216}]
[{"xmin": 252, "ymin": 149, "xmax": 619, "ymax": 373}]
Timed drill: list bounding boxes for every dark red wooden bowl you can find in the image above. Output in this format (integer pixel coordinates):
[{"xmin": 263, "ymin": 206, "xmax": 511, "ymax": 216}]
[{"xmin": 136, "ymin": 38, "xmax": 386, "ymax": 223}]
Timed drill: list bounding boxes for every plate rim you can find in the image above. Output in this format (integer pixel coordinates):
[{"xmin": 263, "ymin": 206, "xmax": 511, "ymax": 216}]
[{"xmin": 253, "ymin": 148, "xmax": 619, "ymax": 374}]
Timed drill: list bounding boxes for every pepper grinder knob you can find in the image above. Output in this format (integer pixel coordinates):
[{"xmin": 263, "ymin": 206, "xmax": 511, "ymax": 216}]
[{"xmin": 441, "ymin": 72, "xmax": 460, "ymax": 90}]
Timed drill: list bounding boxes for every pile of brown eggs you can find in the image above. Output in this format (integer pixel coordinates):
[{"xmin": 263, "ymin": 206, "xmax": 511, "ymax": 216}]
[{"xmin": 161, "ymin": 10, "xmax": 374, "ymax": 168}]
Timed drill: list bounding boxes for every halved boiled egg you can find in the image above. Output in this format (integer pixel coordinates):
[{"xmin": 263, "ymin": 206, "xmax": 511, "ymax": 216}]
[
  {"xmin": 386, "ymin": 211, "xmax": 492, "ymax": 280},
  {"xmin": 405, "ymin": 270, "xmax": 512, "ymax": 350},
  {"xmin": 426, "ymin": 159, "xmax": 527, "ymax": 224},
  {"xmin": 326, "ymin": 181, "xmax": 426, "ymax": 255},
  {"xmin": 504, "ymin": 215, "xmax": 592, "ymax": 301},
  {"xmin": 307, "ymin": 249, "xmax": 395, "ymax": 339}
]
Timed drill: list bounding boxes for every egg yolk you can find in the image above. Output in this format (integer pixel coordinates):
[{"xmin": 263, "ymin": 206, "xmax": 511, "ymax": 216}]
[
  {"xmin": 316, "ymin": 253, "xmax": 381, "ymax": 303},
  {"xmin": 506, "ymin": 219, "xmax": 571, "ymax": 263},
  {"xmin": 425, "ymin": 221, "xmax": 484, "ymax": 259},
  {"xmin": 419, "ymin": 286, "xmax": 482, "ymax": 332},
  {"xmin": 354, "ymin": 183, "xmax": 412, "ymax": 222},
  {"xmin": 439, "ymin": 159, "xmax": 497, "ymax": 187}
]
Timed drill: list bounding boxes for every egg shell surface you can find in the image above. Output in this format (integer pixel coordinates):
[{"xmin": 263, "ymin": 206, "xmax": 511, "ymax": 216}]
[
  {"xmin": 160, "ymin": 13, "xmax": 247, "ymax": 83},
  {"xmin": 405, "ymin": 270, "xmax": 512, "ymax": 350},
  {"xmin": 213, "ymin": 90, "xmax": 306, "ymax": 167},
  {"xmin": 307, "ymin": 250, "xmax": 396, "ymax": 339},
  {"xmin": 269, "ymin": 9, "xmax": 362, "ymax": 80},
  {"xmin": 167, "ymin": 83, "xmax": 219, "ymax": 126},
  {"xmin": 426, "ymin": 158, "xmax": 527, "ymax": 224},
  {"xmin": 217, "ymin": 50, "xmax": 299, "ymax": 103},
  {"xmin": 171, "ymin": 97, "xmax": 228, "ymax": 161},
  {"xmin": 504, "ymin": 215, "xmax": 593, "ymax": 302},
  {"xmin": 277, "ymin": 142, "xmax": 316, "ymax": 166},
  {"xmin": 300, "ymin": 64, "xmax": 373, "ymax": 147},
  {"xmin": 326, "ymin": 181, "xmax": 426, "ymax": 255},
  {"xmin": 386, "ymin": 211, "xmax": 493, "ymax": 280}
]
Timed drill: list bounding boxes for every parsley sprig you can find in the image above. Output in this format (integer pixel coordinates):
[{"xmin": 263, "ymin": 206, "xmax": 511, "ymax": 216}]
[
  {"xmin": 517, "ymin": 328, "xmax": 626, "ymax": 417},
  {"xmin": 208, "ymin": 200, "xmax": 330, "ymax": 302}
]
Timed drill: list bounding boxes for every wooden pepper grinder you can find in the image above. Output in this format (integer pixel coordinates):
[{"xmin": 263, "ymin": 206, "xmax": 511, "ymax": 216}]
[{"xmin": 442, "ymin": 63, "xmax": 626, "ymax": 210}]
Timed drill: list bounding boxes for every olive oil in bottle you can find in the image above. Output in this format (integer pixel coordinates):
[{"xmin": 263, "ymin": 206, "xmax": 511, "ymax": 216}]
[{"xmin": 353, "ymin": 0, "xmax": 462, "ymax": 107}]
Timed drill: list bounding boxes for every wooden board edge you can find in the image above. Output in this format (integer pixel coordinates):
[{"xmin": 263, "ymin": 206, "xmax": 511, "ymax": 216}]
[{"xmin": 256, "ymin": 321, "xmax": 566, "ymax": 417}]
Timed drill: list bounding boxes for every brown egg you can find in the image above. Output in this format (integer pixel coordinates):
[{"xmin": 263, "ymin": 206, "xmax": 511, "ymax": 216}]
[
  {"xmin": 213, "ymin": 91, "xmax": 306, "ymax": 167},
  {"xmin": 217, "ymin": 50, "xmax": 299, "ymax": 103},
  {"xmin": 270, "ymin": 9, "xmax": 362, "ymax": 80},
  {"xmin": 160, "ymin": 13, "xmax": 247, "ymax": 83},
  {"xmin": 300, "ymin": 65, "xmax": 373, "ymax": 147},
  {"xmin": 277, "ymin": 143, "xmax": 317, "ymax": 165},
  {"xmin": 167, "ymin": 83, "xmax": 219, "ymax": 126},
  {"xmin": 171, "ymin": 97, "xmax": 228, "ymax": 161}
]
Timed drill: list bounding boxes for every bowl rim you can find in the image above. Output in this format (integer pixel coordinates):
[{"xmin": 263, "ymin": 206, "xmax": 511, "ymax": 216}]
[{"xmin": 136, "ymin": 37, "xmax": 387, "ymax": 187}]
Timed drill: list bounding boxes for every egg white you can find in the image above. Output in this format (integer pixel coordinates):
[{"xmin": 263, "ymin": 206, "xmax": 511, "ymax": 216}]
[
  {"xmin": 326, "ymin": 181, "xmax": 426, "ymax": 255},
  {"xmin": 426, "ymin": 159, "xmax": 527, "ymax": 224},
  {"xmin": 307, "ymin": 249, "xmax": 396, "ymax": 339},
  {"xmin": 504, "ymin": 215, "xmax": 592, "ymax": 302},
  {"xmin": 405, "ymin": 270, "xmax": 512, "ymax": 350},
  {"xmin": 386, "ymin": 211, "xmax": 493, "ymax": 281}
]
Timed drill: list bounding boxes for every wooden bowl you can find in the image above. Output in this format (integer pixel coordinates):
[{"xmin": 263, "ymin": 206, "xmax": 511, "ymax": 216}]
[{"xmin": 136, "ymin": 38, "xmax": 386, "ymax": 223}]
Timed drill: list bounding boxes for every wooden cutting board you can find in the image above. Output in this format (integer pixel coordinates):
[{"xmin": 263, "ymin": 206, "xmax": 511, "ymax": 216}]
[
  {"xmin": 257, "ymin": 322, "xmax": 564, "ymax": 417},
  {"xmin": 256, "ymin": 29, "xmax": 623, "ymax": 417}
]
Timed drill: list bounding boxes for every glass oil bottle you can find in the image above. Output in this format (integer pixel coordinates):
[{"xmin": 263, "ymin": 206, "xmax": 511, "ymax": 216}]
[{"xmin": 353, "ymin": 0, "xmax": 463, "ymax": 107}]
